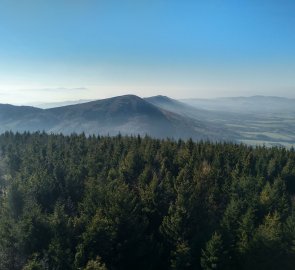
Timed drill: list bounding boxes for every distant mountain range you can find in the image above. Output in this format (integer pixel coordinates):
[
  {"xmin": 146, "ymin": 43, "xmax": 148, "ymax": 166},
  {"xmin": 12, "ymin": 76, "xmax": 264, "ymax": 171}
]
[
  {"xmin": 1, "ymin": 95, "xmax": 295, "ymax": 147},
  {"xmin": 0, "ymin": 95, "xmax": 235, "ymax": 141},
  {"xmin": 181, "ymin": 95, "xmax": 295, "ymax": 115}
]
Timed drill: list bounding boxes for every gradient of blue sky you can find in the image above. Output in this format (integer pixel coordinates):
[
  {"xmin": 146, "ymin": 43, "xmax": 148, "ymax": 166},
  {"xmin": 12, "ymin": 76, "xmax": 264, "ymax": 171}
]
[{"xmin": 0, "ymin": 0, "xmax": 295, "ymax": 104}]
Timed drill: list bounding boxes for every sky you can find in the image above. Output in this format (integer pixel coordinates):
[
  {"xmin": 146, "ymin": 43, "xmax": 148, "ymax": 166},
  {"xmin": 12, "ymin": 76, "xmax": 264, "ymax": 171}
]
[{"xmin": 0, "ymin": 0, "xmax": 295, "ymax": 104}]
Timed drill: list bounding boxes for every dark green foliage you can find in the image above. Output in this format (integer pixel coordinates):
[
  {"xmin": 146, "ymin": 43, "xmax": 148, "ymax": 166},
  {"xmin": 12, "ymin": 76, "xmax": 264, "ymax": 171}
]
[
  {"xmin": 0, "ymin": 132, "xmax": 295, "ymax": 269},
  {"xmin": 201, "ymin": 232, "xmax": 227, "ymax": 270}
]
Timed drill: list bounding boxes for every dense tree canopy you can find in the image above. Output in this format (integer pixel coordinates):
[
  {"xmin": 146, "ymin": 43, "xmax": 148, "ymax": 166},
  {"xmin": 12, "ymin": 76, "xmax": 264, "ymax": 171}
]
[{"xmin": 0, "ymin": 132, "xmax": 295, "ymax": 269}]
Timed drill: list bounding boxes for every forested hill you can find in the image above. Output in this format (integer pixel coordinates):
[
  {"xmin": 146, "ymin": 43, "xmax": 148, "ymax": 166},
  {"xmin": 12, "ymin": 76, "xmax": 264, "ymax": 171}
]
[
  {"xmin": 1, "ymin": 133, "xmax": 295, "ymax": 269},
  {"xmin": 0, "ymin": 95, "xmax": 235, "ymax": 141}
]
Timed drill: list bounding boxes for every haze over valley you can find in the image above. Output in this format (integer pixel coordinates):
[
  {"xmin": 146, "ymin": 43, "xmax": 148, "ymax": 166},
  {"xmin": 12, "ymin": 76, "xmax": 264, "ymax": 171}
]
[{"xmin": 1, "ymin": 94, "xmax": 294, "ymax": 147}]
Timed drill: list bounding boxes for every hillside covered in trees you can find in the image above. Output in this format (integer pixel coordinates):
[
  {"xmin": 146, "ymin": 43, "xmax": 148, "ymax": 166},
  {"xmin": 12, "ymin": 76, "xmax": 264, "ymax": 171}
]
[{"xmin": 0, "ymin": 132, "xmax": 295, "ymax": 269}]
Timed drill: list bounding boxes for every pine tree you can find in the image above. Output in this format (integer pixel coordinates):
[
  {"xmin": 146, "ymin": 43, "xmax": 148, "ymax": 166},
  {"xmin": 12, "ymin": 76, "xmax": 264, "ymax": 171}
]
[{"xmin": 201, "ymin": 232, "xmax": 227, "ymax": 270}]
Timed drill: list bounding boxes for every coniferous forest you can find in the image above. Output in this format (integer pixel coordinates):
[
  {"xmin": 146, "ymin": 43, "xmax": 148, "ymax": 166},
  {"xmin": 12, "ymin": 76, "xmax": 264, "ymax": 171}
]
[{"xmin": 1, "ymin": 132, "xmax": 295, "ymax": 270}]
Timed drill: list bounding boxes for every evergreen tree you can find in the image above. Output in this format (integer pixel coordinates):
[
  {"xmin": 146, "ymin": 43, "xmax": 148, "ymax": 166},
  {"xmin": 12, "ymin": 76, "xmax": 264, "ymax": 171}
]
[{"xmin": 201, "ymin": 232, "xmax": 227, "ymax": 270}]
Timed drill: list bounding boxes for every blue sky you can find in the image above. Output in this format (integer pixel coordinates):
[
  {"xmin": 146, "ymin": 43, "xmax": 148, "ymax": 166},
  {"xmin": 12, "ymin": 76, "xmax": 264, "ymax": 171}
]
[{"xmin": 0, "ymin": 0, "xmax": 295, "ymax": 104}]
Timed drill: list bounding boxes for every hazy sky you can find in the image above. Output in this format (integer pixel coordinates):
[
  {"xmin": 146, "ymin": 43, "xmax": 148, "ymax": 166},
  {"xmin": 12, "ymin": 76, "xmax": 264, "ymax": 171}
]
[{"xmin": 0, "ymin": 0, "xmax": 295, "ymax": 104}]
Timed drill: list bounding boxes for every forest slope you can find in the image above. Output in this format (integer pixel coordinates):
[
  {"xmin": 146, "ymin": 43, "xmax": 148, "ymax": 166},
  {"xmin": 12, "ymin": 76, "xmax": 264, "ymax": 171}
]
[{"xmin": 0, "ymin": 133, "xmax": 295, "ymax": 269}]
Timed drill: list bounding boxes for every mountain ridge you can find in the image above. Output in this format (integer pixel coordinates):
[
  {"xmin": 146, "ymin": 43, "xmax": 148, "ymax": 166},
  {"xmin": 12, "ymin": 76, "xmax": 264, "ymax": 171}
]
[
  {"xmin": 0, "ymin": 94, "xmax": 230, "ymax": 141},
  {"xmin": 1, "ymin": 94, "xmax": 295, "ymax": 146}
]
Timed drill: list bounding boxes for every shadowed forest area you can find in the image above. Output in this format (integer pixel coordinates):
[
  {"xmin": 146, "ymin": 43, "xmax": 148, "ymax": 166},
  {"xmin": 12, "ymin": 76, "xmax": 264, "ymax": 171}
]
[{"xmin": 0, "ymin": 132, "xmax": 295, "ymax": 269}]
